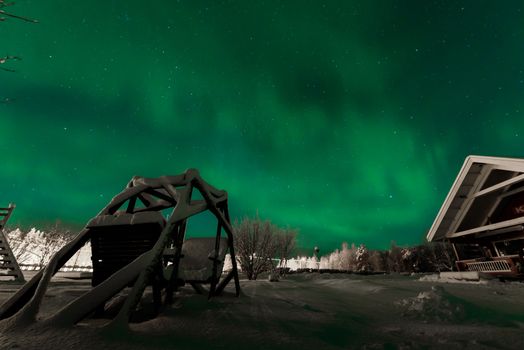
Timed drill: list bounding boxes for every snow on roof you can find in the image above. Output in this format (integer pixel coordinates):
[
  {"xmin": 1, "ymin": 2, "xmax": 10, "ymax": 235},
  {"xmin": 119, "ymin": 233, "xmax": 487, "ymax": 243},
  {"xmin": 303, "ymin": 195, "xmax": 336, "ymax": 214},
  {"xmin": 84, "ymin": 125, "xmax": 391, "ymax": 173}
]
[
  {"xmin": 86, "ymin": 211, "xmax": 166, "ymax": 228},
  {"xmin": 427, "ymin": 155, "xmax": 524, "ymax": 242}
]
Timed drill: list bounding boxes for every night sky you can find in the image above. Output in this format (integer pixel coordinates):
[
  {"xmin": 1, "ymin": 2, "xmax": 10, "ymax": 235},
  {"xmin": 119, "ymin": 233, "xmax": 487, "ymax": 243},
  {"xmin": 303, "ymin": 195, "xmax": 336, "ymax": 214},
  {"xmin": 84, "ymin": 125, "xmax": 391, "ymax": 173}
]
[{"xmin": 1, "ymin": 1, "xmax": 524, "ymax": 252}]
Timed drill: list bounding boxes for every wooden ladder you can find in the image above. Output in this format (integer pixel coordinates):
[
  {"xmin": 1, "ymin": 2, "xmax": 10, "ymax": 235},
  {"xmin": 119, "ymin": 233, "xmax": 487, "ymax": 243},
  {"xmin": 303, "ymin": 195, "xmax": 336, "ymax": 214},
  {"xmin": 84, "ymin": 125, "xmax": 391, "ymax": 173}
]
[{"xmin": 0, "ymin": 204, "xmax": 25, "ymax": 282}]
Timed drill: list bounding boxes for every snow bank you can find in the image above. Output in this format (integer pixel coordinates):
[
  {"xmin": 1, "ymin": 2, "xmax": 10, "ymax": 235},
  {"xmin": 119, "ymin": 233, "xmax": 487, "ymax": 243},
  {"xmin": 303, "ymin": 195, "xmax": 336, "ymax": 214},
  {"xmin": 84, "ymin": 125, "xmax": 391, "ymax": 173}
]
[
  {"xmin": 419, "ymin": 271, "xmax": 496, "ymax": 284},
  {"xmin": 395, "ymin": 285, "xmax": 466, "ymax": 322}
]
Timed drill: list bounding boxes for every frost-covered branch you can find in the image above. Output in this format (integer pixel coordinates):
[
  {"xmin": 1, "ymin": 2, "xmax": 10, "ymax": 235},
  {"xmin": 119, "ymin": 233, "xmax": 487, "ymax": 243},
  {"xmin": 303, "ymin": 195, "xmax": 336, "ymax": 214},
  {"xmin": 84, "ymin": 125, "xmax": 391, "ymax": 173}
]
[
  {"xmin": 0, "ymin": 1, "xmax": 38, "ymax": 23},
  {"xmin": 0, "ymin": 55, "xmax": 21, "ymax": 72},
  {"xmin": 1, "ymin": 1, "xmax": 37, "ymax": 102},
  {"xmin": 233, "ymin": 214, "xmax": 297, "ymax": 280},
  {"xmin": 6, "ymin": 225, "xmax": 79, "ymax": 269}
]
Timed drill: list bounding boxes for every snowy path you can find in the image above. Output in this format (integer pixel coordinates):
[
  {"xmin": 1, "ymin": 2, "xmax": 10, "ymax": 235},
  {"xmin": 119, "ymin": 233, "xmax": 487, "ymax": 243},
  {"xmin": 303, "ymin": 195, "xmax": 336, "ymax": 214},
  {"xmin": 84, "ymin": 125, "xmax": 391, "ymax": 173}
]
[{"xmin": 0, "ymin": 273, "xmax": 523, "ymax": 349}]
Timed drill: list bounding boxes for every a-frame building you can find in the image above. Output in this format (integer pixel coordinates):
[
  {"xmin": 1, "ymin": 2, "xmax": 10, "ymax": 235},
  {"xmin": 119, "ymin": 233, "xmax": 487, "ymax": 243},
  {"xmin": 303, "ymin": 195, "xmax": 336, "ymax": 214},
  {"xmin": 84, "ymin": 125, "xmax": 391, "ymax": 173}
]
[{"xmin": 427, "ymin": 155, "xmax": 524, "ymax": 277}]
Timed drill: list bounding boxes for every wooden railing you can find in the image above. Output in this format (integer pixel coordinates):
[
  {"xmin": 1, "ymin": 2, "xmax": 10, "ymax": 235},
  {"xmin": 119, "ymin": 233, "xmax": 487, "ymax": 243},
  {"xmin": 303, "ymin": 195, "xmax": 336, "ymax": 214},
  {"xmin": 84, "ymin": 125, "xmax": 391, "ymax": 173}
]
[{"xmin": 456, "ymin": 255, "xmax": 520, "ymax": 275}]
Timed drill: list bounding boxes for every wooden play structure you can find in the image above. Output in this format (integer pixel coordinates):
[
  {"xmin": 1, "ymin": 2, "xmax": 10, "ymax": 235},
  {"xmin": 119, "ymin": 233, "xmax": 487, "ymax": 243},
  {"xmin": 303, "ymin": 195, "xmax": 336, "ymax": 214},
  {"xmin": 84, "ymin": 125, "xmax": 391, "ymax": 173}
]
[
  {"xmin": 428, "ymin": 156, "xmax": 524, "ymax": 278},
  {"xmin": 0, "ymin": 169, "xmax": 240, "ymax": 326},
  {"xmin": 0, "ymin": 204, "xmax": 25, "ymax": 282}
]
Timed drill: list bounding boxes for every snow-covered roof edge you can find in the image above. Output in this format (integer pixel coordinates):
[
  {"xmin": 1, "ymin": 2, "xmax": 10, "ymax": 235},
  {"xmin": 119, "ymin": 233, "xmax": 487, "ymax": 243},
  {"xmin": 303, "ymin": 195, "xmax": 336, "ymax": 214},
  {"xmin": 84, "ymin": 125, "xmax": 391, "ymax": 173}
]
[{"xmin": 426, "ymin": 155, "xmax": 524, "ymax": 242}]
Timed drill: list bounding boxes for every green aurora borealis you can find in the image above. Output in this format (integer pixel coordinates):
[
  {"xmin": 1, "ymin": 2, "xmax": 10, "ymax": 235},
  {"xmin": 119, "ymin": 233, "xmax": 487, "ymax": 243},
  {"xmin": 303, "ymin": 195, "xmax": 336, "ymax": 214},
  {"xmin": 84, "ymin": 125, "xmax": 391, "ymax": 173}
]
[{"xmin": 2, "ymin": 1, "xmax": 524, "ymax": 252}]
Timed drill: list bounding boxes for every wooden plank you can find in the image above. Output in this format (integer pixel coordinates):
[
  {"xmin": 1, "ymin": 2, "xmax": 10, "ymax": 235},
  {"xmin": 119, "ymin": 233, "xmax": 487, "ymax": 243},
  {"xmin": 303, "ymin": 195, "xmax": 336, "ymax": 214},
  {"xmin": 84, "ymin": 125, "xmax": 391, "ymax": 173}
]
[
  {"xmin": 447, "ymin": 215, "xmax": 524, "ymax": 238},
  {"xmin": 474, "ymin": 173, "xmax": 524, "ymax": 198}
]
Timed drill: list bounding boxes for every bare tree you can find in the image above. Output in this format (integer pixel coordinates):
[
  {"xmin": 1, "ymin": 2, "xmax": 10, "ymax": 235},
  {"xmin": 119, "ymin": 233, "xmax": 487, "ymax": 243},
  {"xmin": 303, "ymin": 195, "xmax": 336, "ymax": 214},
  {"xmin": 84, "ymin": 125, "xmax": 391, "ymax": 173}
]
[
  {"xmin": 275, "ymin": 227, "xmax": 297, "ymax": 274},
  {"xmin": 387, "ymin": 242, "xmax": 403, "ymax": 273},
  {"xmin": 368, "ymin": 250, "xmax": 387, "ymax": 272},
  {"xmin": 1, "ymin": 1, "xmax": 37, "ymax": 100},
  {"xmin": 427, "ymin": 241, "xmax": 456, "ymax": 272},
  {"xmin": 233, "ymin": 214, "xmax": 297, "ymax": 280}
]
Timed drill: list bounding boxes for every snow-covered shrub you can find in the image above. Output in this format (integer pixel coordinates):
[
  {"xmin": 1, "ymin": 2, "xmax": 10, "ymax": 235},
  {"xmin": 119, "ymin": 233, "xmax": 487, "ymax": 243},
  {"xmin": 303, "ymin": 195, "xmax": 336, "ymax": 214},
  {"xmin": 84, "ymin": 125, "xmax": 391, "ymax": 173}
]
[
  {"xmin": 7, "ymin": 227, "xmax": 68, "ymax": 268},
  {"xmin": 6, "ymin": 225, "xmax": 92, "ymax": 271}
]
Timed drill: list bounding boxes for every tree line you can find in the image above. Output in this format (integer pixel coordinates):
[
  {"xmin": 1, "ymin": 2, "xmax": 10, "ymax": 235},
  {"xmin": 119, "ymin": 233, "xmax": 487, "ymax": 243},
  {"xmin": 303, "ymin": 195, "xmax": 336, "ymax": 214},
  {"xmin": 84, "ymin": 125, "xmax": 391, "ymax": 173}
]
[
  {"xmin": 231, "ymin": 215, "xmax": 456, "ymax": 279},
  {"xmin": 5, "ymin": 214, "xmax": 456, "ymax": 279},
  {"xmin": 319, "ymin": 241, "xmax": 456, "ymax": 274}
]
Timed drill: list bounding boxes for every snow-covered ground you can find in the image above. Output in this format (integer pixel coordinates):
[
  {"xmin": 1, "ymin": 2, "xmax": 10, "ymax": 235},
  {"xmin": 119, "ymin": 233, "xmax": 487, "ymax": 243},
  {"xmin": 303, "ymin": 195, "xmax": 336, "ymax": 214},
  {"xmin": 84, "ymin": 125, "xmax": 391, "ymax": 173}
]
[{"xmin": 0, "ymin": 272, "xmax": 523, "ymax": 349}]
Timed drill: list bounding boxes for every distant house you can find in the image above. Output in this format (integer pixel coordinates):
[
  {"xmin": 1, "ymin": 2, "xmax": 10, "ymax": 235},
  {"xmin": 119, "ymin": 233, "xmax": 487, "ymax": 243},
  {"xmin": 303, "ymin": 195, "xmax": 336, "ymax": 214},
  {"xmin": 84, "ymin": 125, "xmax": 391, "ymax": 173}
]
[{"xmin": 427, "ymin": 155, "xmax": 524, "ymax": 277}]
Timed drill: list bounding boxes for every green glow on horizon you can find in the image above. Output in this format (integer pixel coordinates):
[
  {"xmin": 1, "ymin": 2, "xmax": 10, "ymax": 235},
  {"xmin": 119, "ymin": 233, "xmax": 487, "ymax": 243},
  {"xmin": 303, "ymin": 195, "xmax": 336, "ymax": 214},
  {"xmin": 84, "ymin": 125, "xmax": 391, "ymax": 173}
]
[{"xmin": 1, "ymin": 1, "xmax": 524, "ymax": 252}]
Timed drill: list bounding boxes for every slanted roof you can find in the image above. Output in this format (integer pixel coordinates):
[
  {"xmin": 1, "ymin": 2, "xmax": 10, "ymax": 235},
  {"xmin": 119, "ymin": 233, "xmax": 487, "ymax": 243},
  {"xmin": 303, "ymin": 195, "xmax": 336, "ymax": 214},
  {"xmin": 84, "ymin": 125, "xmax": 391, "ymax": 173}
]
[{"xmin": 427, "ymin": 155, "xmax": 524, "ymax": 242}]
